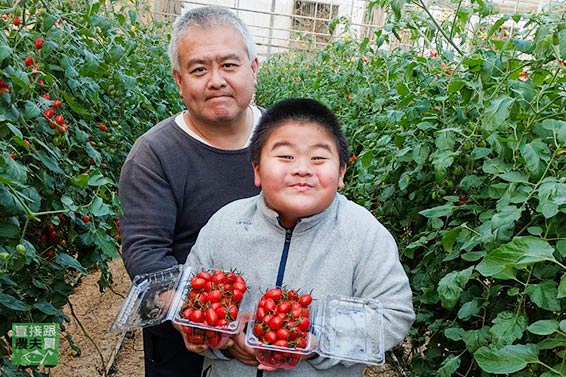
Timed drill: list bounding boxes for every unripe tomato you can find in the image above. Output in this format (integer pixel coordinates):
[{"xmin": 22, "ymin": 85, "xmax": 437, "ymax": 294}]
[{"xmin": 16, "ymin": 244, "xmax": 26, "ymax": 255}]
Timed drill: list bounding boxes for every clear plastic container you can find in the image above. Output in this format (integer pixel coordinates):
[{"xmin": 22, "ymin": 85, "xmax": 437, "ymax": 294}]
[
  {"xmin": 170, "ymin": 265, "xmax": 250, "ymax": 348},
  {"xmin": 245, "ymin": 294, "xmax": 384, "ymax": 368},
  {"xmin": 112, "ymin": 264, "xmax": 249, "ymax": 349}
]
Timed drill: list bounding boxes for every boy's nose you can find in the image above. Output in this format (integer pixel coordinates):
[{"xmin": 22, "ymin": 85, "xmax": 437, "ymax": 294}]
[{"xmin": 292, "ymin": 159, "xmax": 312, "ymax": 176}]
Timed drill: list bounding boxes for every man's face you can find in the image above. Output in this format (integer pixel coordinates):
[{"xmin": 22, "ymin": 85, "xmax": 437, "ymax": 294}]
[
  {"xmin": 173, "ymin": 25, "xmax": 258, "ymax": 125},
  {"xmin": 253, "ymin": 121, "xmax": 346, "ymax": 228}
]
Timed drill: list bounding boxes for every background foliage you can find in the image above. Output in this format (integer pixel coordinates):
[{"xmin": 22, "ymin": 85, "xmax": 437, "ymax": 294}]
[
  {"xmin": 256, "ymin": 1, "xmax": 566, "ymax": 376},
  {"xmin": 1, "ymin": 0, "xmax": 565, "ymax": 375},
  {"xmin": 0, "ymin": 0, "xmax": 181, "ymax": 374}
]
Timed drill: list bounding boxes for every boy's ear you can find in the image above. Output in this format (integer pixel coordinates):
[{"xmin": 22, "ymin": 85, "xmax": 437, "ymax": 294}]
[
  {"xmin": 252, "ymin": 163, "xmax": 262, "ymax": 188},
  {"xmin": 338, "ymin": 165, "xmax": 346, "ymax": 189}
]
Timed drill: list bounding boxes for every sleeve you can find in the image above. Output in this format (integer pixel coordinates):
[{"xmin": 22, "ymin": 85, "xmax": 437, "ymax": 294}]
[
  {"xmin": 119, "ymin": 152, "xmax": 179, "ymax": 279},
  {"xmin": 353, "ymin": 218, "xmax": 415, "ymax": 352},
  {"xmin": 119, "ymin": 145, "xmax": 183, "ymax": 339}
]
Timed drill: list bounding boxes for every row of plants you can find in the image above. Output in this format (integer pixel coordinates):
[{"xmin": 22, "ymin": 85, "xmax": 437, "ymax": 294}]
[
  {"xmin": 256, "ymin": 1, "xmax": 566, "ymax": 376},
  {"xmin": 0, "ymin": 0, "xmax": 181, "ymax": 374}
]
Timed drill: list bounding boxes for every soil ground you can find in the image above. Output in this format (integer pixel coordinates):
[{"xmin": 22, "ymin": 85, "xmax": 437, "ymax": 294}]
[{"xmin": 46, "ymin": 258, "xmax": 402, "ymax": 377}]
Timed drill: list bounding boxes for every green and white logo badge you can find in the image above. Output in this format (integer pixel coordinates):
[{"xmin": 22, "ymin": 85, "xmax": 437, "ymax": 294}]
[{"xmin": 12, "ymin": 323, "xmax": 59, "ymax": 366}]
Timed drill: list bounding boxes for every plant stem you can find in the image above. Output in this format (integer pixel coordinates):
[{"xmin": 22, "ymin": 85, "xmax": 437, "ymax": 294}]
[{"xmin": 413, "ymin": 0, "xmax": 464, "ymax": 55}]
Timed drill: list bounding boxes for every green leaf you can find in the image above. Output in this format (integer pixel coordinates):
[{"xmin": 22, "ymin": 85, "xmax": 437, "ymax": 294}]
[
  {"xmin": 0, "ymin": 292, "xmax": 31, "ymax": 311},
  {"xmin": 61, "ymin": 91, "xmax": 93, "ymax": 117},
  {"xmin": 444, "ymin": 327, "xmax": 466, "ymax": 341},
  {"xmin": 447, "ymin": 80, "xmax": 465, "ymax": 94},
  {"xmin": 471, "ymin": 147, "xmax": 491, "ymax": 160},
  {"xmin": 474, "ymin": 344, "xmax": 539, "ymax": 374},
  {"xmin": 437, "ymin": 355, "xmax": 461, "ymax": 377},
  {"xmin": 33, "ymin": 301, "xmax": 60, "ymax": 315},
  {"xmin": 559, "ymin": 275, "xmax": 566, "ymax": 299},
  {"xmin": 438, "ymin": 267, "xmax": 473, "ymax": 309},
  {"xmin": 528, "ymin": 320, "xmax": 559, "ymax": 335},
  {"xmin": 0, "ymin": 222, "xmax": 19, "ymax": 238},
  {"xmin": 542, "ymin": 119, "xmax": 566, "ymax": 144},
  {"xmin": 490, "ymin": 311, "xmax": 527, "ymax": 346},
  {"xmin": 490, "ymin": 205, "xmax": 522, "ymax": 231},
  {"xmin": 70, "ymin": 174, "xmax": 89, "ymax": 188},
  {"xmin": 88, "ymin": 172, "xmax": 113, "ymax": 186},
  {"xmin": 463, "ymin": 327, "xmax": 491, "ymax": 353},
  {"xmin": 35, "ymin": 150, "xmax": 64, "ymax": 174},
  {"xmin": 519, "ymin": 142, "xmax": 541, "ymax": 175},
  {"xmin": 54, "ymin": 253, "xmax": 88, "ymax": 275},
  {"xmin": 498, "ymin": 172, "xmax": 529, "ymax": 183},
  {"xmin": 525, "ymin": 280, "xmax": 561, "ymax": 311},
  {"xmin": 419, "ymin": 204, "xmax": 455, "ymax": 218},
  {"xmin": 511, "ymin": 39, "xmax": 532, "ymax": 52},
  {"xmin": 477, "ymin": 237, "xmax": 556, "ymax": 277},
  {"xmin": 23, "ymin": 101, "xmax": 41, "ymax": 119},
  {"xmin": 442, "ymin": 227, "xmax": 462, "ymax": 254},
  {"xmin": 484, "ymin": 96, "xmax": 513, "ymax": 130},
  {"xmin": 91, "ymin": 197, "xmax": 112, "ymax": 217},
  {"xmin": 0, "ymin": 45, "xmax": 11, "ymax": 63},
  {"xmin": 94, "ymin": 229, "xmax": 119, "ymax": 258},
  {"xmin": 458, "ymin": 299, "xmax": 480, "ymax": 320},
  {"xmin": 557, "ymin": 240, "xmax": 566, "ymax": 258}
]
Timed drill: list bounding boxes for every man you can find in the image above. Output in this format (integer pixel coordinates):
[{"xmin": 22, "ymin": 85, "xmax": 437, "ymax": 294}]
[{"xmin": 119, "ymin": 6, "xmax": 262, "ymax": 376}]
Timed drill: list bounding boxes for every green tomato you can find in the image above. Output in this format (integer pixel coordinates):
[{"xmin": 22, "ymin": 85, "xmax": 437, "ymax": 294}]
[{"xmin": 16, "ymin": 244, "xmax": 26, "ymax": 255}]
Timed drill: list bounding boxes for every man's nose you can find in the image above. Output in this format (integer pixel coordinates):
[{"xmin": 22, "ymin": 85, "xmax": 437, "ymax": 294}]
[{"xmin": 208, "ymin": 67, "xmax": 227, "ymax": 89}]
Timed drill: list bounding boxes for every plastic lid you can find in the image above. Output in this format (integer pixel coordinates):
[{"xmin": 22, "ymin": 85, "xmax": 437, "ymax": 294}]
[
  {"xmin": 314, "ymin": 295, "xmax": 384, "ymax": 365},
  {"xmin": 111, "ymin": 265, "xmax": 183, "ymax": 332}
]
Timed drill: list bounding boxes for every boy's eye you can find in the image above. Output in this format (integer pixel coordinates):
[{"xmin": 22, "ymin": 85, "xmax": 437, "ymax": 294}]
[
  {"xmin": 277, "ymin": 155, "xmax": 294, "ymax": 160},
  {"xmin": 312, "ymin": 156, "xmax": 327, "ymax": 161}
]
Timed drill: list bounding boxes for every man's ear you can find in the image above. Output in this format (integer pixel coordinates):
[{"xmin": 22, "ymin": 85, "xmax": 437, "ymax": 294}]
[
  {"xmin": 172, "ymin": 70, "xmax": 183, "ymax": 95},
  {"xmin": 251, "ymin": 58, "xmax": 259, "ymax": 85},
  {"xmin": 252, "ymin": 162, "xmax": 262, "ymax": 188}
]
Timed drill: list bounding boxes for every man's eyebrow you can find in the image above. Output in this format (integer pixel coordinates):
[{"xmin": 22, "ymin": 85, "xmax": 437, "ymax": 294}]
[{"xmin": 187, "ymin": 53, "xmax": 243, "ymax": 67}]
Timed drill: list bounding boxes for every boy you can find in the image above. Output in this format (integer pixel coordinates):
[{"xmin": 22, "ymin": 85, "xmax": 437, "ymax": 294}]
[{"xmin": 184, "ymin": 98, "xmax": 415, "ymax": 376}]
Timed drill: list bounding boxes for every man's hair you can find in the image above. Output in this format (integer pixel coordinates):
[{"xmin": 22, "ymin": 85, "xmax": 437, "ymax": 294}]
[
  {"xmin": 250, "ymin": 98, "xmax": 350, "ymax": 167},
  {"xmin": 167, "ymin": 6, "xmax": 257, "ymax": 72}
]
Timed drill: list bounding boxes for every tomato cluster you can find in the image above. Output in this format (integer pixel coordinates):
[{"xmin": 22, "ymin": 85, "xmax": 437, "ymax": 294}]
[
  {"xmin": 252, "ymin": 287, "xmax": 313, "ymax": 369},
  {"xmin": 179, "ymin": 269, "xmax": 247, "ymax": 348}
]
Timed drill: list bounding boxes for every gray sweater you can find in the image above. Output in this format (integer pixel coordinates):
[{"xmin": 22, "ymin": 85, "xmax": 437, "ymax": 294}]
[{"xmin": 187, "ymin": 192, "xmax": 415, "ymax": 377}]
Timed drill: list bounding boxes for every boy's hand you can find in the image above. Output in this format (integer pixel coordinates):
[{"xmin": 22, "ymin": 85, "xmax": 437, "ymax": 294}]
[{"xmin": 224, "ymin": 313, "xmax": 258, "ymax": 366}]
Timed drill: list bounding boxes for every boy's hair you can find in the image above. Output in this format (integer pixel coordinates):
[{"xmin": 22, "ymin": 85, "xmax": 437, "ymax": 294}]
[
  {"xmin": 250, "ymin": 98, "xmax": 349, "ymax": 167},
  {"xmin": 168, "ymin": 6, "xmax": 257, "ymax": 72}
]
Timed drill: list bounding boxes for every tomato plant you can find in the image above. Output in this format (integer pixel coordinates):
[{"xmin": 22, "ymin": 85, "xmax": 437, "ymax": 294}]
[
  {"xmin": 256, "ymin": 4, "xmax": 566, "ymax": 376},
  {"xmin": 0, "ymin": 0, "xmax": 181, "ymax": 374}
]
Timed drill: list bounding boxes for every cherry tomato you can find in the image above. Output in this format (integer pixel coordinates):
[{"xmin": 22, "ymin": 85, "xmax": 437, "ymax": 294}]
[
  {"xmin": 205, "ymin": 308, "xmax": 218, "ymax": 326},
  {"xmin": 268, "ymin": 316, "xmax": 283, "ymax": 331},
  {"xmin": 190, "ymin": 277, "xmax": 206, "ymax": 290},
  {"xmin": 299, "ymin": 294, "xmax": 312, "ymax": 307}
]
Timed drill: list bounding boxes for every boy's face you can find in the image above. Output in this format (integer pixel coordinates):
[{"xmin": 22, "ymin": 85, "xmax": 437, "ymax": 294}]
[{"xmin": 253, "ymin": 121, "xmax": 346, "ymax": 228}]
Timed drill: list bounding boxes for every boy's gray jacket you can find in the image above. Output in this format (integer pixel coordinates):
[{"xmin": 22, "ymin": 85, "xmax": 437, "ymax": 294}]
[{"xmin": 186, "ymin": 192, "xmax": 415, "ymax": 377}]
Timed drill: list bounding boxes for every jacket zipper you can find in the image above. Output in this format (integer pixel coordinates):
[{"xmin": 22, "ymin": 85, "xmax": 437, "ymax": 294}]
[{"xmin": 275, "ymin": 227, "xmax": 293, "ymax": 287}]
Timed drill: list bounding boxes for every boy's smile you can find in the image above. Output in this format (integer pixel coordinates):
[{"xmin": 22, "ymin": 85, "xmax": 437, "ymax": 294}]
[{"xmin": 253, "ymin": 121, "xmax": 346, "ymax": 228}]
